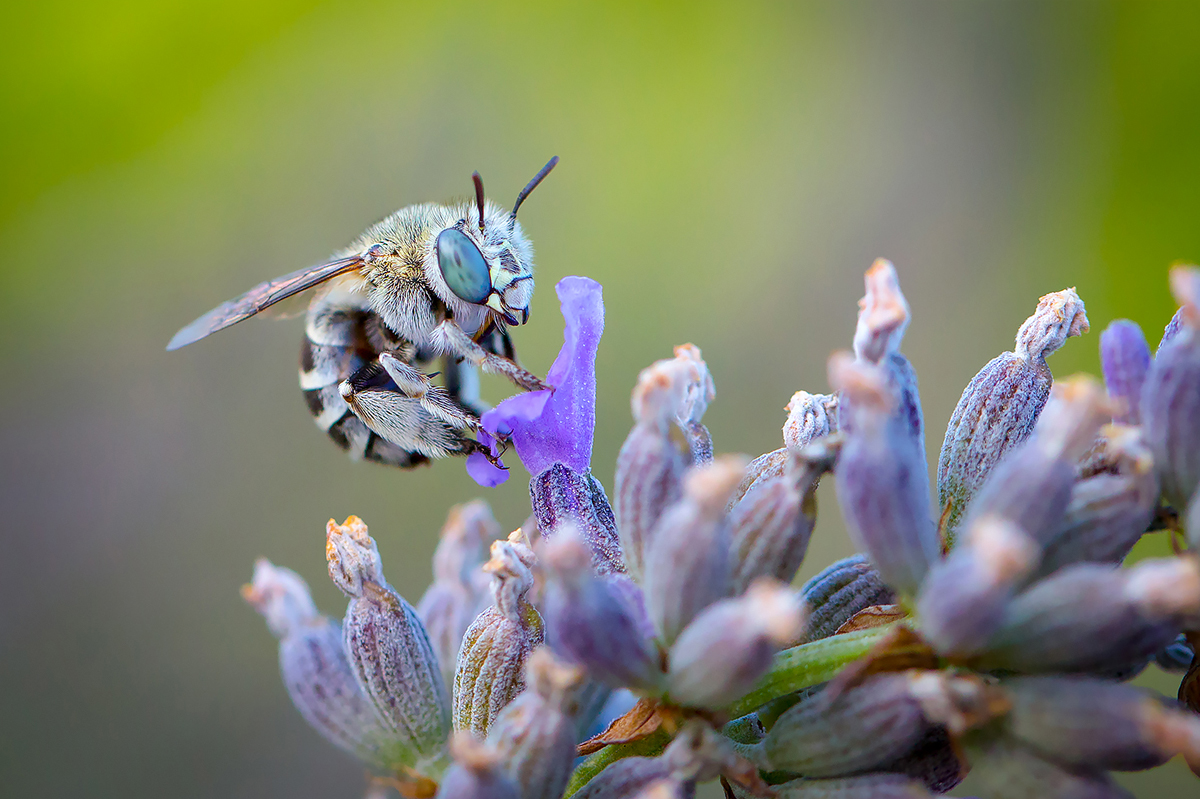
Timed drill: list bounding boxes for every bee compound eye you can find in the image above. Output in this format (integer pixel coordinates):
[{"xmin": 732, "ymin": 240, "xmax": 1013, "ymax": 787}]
[{"xmin": 436, "ymin": 228, "xmax": 492, "ymax": 304}]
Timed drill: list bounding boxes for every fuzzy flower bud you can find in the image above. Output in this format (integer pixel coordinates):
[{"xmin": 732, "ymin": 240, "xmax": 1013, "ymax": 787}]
[
  {"xmin": 958, "ymin": 375, "xmax": 1112, "ymax": 549},
  {"xmin": 666, "ymin": 579, "xmax": 806, "ymax": 710},
  {"xmin": 978, "ymin": 557, "xmax": 1200, "ymax": 674},
  {"xmin": 1141, "ymin": 265, "xmax": 1200, "ymax": 508},
  {"xmin": 1100, "ymin": 320, "xmax": 1151, "ymax": 425},
  {"xmin": 642, "ymin": 455, "xmax": 746, "ymax": 644},
  {"xmin": 243, "ymin": 560, "xmax": 398, "ymax": 767},
  {"xmin": 965, "ymin": 734, "xmax": 1134, "ymax": 799},
  {"xmin": 530, "ymin": 463, "xmax": 625, "ymax": 575},
  {"xmin": 728, "ymin": 438, "xmax": 837, "ymax": 594},
  {"xmin": 1000, "ymin": 676, "xmax": 1200, "ymax": 771},
  {"xmin": 614, "ymin": 353, "xmax": 694, "ymax": 579},
  {"xmin": 667, "ymin": 343, "xmax": 717, "ymax": 464},
  {"xmin": 1036, "ymin": 425, "xmax": 1158, "ymax": 577},
  {"xmin": 574, "ymin": 723, "xmax": 740, "ymax": 798},
  {"xmin": 418, "ymin": 501, "xmax": 502, "ymax": 689},
  {"xmin": 487, "ymin": 648, "xmax": 586, "ymax": 799},
  {"xmin": 829, "ymin": 354, "xmax": 939, "ymax": 596},
  {"xmin": 327, "ymin": 516, "xmax": 450, "ymax": 767},
  {"xmin": 735, "ymin": 391, "xmax": 838, "ymax": 505},
  {"xmin": 454, "ymin": 534, "xmax": 544, "ymax": 738},
  {"xmin": 917, "ymin": 516, "xmax": 1039, "ymax": 657},
  {"xmin": 434, "ymin": 733, "xmax": 520, "ymax": 799},
  {"xmin": 540, "ymin": 529, "xmax": 665, "ymax": 691},
  {"xmin": 760, "ymin": 673, "xmax": 936, "ymax": 777},
  {"xmin": 798, "ymin": 554, "xmax": 896, "ymax": 643},
  {"xmin": 937, "ymin": 287, "xmax": 1088, "ymax": 545}
]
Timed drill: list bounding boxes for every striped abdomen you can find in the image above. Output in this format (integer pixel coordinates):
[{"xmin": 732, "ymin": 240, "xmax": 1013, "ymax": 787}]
[{"xmin": 300, "ymin": 300, "xmax": 429, "ymax": 468}]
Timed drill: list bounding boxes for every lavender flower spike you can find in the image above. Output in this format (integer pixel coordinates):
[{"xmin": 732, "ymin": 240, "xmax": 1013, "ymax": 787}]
[{"xmin": 467, "ymin": 276, "xmax": 604, "ymax": 486}]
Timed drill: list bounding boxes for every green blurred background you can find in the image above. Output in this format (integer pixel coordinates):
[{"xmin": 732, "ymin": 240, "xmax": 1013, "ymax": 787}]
[{"xmin": 2, "ymin": 1, "xmax": 1198, "ymax": 796}]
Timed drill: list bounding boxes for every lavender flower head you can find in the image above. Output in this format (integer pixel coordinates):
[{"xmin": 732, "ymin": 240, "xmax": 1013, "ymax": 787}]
[{"xmin": 239, "ymin": 261, "xmax": 1200, "ymax": 798}]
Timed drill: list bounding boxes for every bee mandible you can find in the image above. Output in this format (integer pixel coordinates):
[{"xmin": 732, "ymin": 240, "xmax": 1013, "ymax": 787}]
[{"xmin": 168, "ymin": 157, "xmax": 559, "ymax": 468}]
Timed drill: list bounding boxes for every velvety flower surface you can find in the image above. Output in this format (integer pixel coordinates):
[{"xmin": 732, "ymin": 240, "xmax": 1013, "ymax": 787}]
[{"xmin": 467, "ymin": 277, "xmax": 604, "ymax": 486}]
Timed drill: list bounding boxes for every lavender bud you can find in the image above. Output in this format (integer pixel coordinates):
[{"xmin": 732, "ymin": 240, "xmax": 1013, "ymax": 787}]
[
  {"xmin": 937, "ymin": 288, "xmax": 1089, "ymax": 546},
  {"xmin": 759, "ymin": 673, "xmax": 932, "ymax": 777},
  {"xmin": 243, "ymin": 560, "xmax": 396, "ymax": 767},
  {"xmin": 1036, "ymin": 426, "xmax": 1158, "ymax": 577},
  {"xmin": 540, "ymin": 529, "xmax": 665, "ymax": 691},
  {"xmin": 762, "ymin": 774, "xmax": 935, "ymax": 798},
  {"xmin": 849, "ymin": 260, "xmax": 924, "ymax": 446},
  {"xmin": 327, "ymin": 516, "xmax": 450, "ymax": 766},
  {"xmin": 965, "ymin": 734, "xmax": 1134, "ymax": 799},
  {"xmin": 454, "ymin": 535, "xmax": 544, "ymax": 738},
  {"xmin": 1159, "ymin": 307, "xmax": 1185, "ymax": 353},
  {"xmin": 487, "ymin": 648, "xmax": 586, "ymax": 799},
  {"xmin": 735, "ymin": 391, "xmax": 838, "ymax": 506},
  {"xmin": 798, "ymin": 555, "xmax": 896, "ymax": 643},
  {"xmin": 418, "ymin": 501, "xmax": 502, "ymax": 688},
  {"xmin": 978, "ymin": 557, "xmax": 1200, "ymax": 673},
  {"xmin": 961, "ymin": 376, "xmax": 1114, "ymax": 546},
  {"xmin": 829, "ymin": 354, "xmax": 939, "ymax": 596},
  {"xmin": 667, "ymin": 343, "xmax": 717, "ymax": 465},
  {"xmin": 666, "ymin": 579, "xmax": 806, "ymax": 710},
  {"xmin": 614, "ymin": 355, "xmax": 692, "ymax": 580},
  {"xmin": 729, "ymin": 438, "xmax": 837, "ymax": 594},
  {"xmin": 1100, "ymin": 320, "xmax": 1151, "ymax": 424},
  {"xmin": 1141, "ymin": 266, "xmax": 1200, "ymax": 508},
  {"xmin": 1001, "ymin": 675, "xmax": 1200, "ymax": 771},
  {"xmin": 435, "ymin": 733, "xmax": 520, "ymax": 799},
  {"xmin": 642, "ymin": 455, "xmax": 746, "ymax": 644},
  {"xmin": 917, "ymin": 516, "xmax": 1040, "ymax": 657},
  {"xmin": 530, "ymin": 462, "xmax": 625, "ymax": 575}
]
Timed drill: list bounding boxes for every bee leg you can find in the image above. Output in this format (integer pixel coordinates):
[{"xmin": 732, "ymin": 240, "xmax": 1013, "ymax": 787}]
[
  {"xmin": 442, "ymin": 354, "xmax": 490, "ymax": 418},
  {"xmin": 377, "ymin": 353, "xmax": 480, "ymax": 432},
  {"xmin": 338, "ymin": 362, "xmax": 478, "ymax": 459},
  {"xmin": 432, "ymin": 320, "xmax": 548, "ymax": 392}
]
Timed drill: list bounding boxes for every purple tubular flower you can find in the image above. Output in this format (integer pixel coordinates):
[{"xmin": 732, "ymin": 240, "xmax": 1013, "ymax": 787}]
[
  {"xmin": 829, "ymin": 354, "xmax": 939, "ymax": 596},
  {"xmin": 1141, "ymin": 266, "xmax": 1200, "ymax": 508},
  {"xmin": 467, "ymin": 276, "xmax": 604, "ymax": 486},
  {"xmin": 1100, "ymin": 320, "xmax": 1151, "ymax": 425}
]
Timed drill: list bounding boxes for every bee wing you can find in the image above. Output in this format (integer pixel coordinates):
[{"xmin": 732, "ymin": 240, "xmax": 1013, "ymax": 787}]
[{"xmin": 167, "ymin": 256, "xmax": 363, "ymax": 350}]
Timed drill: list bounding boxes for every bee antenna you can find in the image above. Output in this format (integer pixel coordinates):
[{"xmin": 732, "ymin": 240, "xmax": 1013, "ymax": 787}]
[
  {"xmin": 472, "ymin": 172, "xmax": 486, "ymax": 233},
  {"xmin": 511, "ymin": 156, "xmax": 559, "ymax": 220}
]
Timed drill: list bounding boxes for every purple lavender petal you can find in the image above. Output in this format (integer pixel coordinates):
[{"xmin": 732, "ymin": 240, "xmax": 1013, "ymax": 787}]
[
  {"xmin": 473, "ymin": 277, "xmax": 603, "ymax": 483},
  {"xmin": 466, "ymin": 429, "xmax": 511, "ymax": 487},
  {"xmin": 1100, "ymin": 319, "xmax": 1151, "ymax": 425}
]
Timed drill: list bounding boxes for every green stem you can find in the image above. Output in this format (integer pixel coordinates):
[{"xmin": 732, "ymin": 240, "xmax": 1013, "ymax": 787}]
[
  {"xmin": 563, "ymin": 625, "xmax": 893, "ymax": 795},
  {"xmin": 724, "ymin": 625, "xmax": 894, "ymax": 719},
  {"xmin": 564, "ymin": 728, "xmax": 671, "ymax": 797}
]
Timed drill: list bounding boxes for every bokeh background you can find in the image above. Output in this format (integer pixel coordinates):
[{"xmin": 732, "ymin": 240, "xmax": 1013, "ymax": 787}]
[{"xmin": 3, "ymin": 1, "xmax": 1199, "ymax": 796}]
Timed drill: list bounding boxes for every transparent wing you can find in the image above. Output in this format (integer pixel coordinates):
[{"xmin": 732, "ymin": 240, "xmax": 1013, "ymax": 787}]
[{"xmin": 167, "ymin": 256, "xmax": 362, "ymax": 350}]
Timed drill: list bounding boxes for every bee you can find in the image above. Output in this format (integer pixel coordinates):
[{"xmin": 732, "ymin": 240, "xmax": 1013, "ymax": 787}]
[{"xmin": 168, "ymin": 157, "xmax": 559, "ymax": 468}]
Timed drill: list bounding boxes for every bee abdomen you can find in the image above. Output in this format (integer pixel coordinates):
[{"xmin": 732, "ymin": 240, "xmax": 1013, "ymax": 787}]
[{"xmin": 300, "ymin": 308, "xmax": 429, "ymax": 469}]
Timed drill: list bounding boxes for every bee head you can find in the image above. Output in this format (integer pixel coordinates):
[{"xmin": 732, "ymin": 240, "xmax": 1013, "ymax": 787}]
[{"xmin": 432, "ymin": 158, "xmax": 557, "ymax": 327}]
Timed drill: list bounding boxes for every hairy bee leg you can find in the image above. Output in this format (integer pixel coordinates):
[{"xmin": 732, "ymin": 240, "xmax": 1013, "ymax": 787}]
[
  {"xmin": 338, "ymin": 362, "xmax": 478, "ymax": 459},
  {"xmin": 442, "ymin": 354, "xmax": 490, "ymax": 418},
  {"xmin": 377, "ymin": 353, "xmax": 480, "ymax": 432},
  {"xmin": 432, "ymin": 320, "xmax": 548, "ymax": 392}
]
